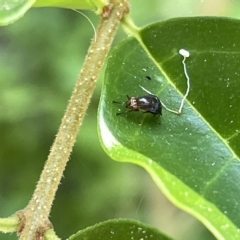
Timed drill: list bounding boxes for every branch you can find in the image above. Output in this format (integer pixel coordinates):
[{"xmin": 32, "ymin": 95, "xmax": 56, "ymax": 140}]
[{"xmin": 19, "ymin": 0, "xmax": 129, "ymax": 239}]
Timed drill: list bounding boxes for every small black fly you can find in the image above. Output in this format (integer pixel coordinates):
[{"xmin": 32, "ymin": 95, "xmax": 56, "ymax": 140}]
[{"xmin": 113, "ymin": 86, "xmax": 162, "ymax": 116}]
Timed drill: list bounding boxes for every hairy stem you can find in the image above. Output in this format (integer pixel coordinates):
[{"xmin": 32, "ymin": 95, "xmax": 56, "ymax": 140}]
[{"xmin": 19, "ymin": 0, "xmax": 129, "ymax": 239}]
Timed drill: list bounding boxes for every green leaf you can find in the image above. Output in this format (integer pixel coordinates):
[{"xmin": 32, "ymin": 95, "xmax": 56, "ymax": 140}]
[
  {"xmin": 98, "ymin": 17, "xmax": 240, "ymax": 239},
  {"xmin": 67, "ymin": 219, "xmax": 173, "ymax": 240},
  {"xmin": 0, "ymin": 0, "xmax": 108, "ymax": 25},
  {"xmin": 0, "ymin": 0, "xmax": 36, "ymax": 25},
  {"xmin": 33, "ymin": 0, "xmax": 109, "ymax": 14}
]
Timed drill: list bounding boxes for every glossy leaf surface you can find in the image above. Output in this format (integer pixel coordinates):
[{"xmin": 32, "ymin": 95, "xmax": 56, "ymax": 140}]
[
  {"xmin": 98, "ymin": 17, "xmax": 240, "ymax": 239},
  {"xmin": 68, "ymin": 219, "xmax": 173, "ymax": 240}
]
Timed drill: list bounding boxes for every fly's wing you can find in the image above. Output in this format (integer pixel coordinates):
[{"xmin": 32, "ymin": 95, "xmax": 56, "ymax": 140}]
[
  {"xmin": 137, "ymin": 96, "xmax": 162, "ymax": 115},
  {"xmin": 136, "ymin": 96, "xmax": 152, "ymax": 111}
]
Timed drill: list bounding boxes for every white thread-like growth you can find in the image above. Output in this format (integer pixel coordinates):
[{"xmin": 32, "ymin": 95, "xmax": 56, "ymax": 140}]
[
  {"xmin": 178, "ymin": 49, "xmax": 191, "ymax": 114},
  {"xmin": 71, "ymin": 9, "xmax": 97, "ymax": 42}
]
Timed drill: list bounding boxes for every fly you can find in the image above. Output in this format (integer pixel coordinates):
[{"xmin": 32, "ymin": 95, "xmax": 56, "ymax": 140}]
[{"xmin": 113, "ymin": 86, "xmax": 162, "ymax": 116}]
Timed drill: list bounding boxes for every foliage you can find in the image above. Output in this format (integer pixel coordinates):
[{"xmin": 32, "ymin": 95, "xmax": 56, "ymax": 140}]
[
  {"xmin": 1, "ymin": 0, "xmax": 240, "ymax": 240},
  {"xmin": 0, "ymin": 0, "xmax": 107, "ymax": 25},
  {"xmin": 99, "ymin": 17, "xmax": 240, "ymax": 240}
]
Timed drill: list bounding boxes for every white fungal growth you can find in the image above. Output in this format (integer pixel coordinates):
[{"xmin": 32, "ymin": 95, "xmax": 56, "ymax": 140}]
[
  {"xmin": 179, "ymin": 49, "xmax": 190, "ymax": 58},
  {"xmin": 161, "ymin": 48, "xmax": 191, "ymax": 115},
  {"xmin": 178, "ymin": 48, "xmax": 191, "ymax": 114}
]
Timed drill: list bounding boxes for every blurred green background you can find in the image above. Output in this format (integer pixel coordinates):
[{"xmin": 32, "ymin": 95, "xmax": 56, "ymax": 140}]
[{"xmin": 0, "ymin": 0, "xmax": 239, "ymax": 239}]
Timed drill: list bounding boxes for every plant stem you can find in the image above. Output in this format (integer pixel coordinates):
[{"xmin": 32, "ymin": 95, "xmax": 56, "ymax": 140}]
[
  {"xmin": 19, "ymin": 0, "xmax": 129, "ymax": 239},
  {"xmin": 0, "ymin": 215, "xmax": 19, "ymax": 233}
]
